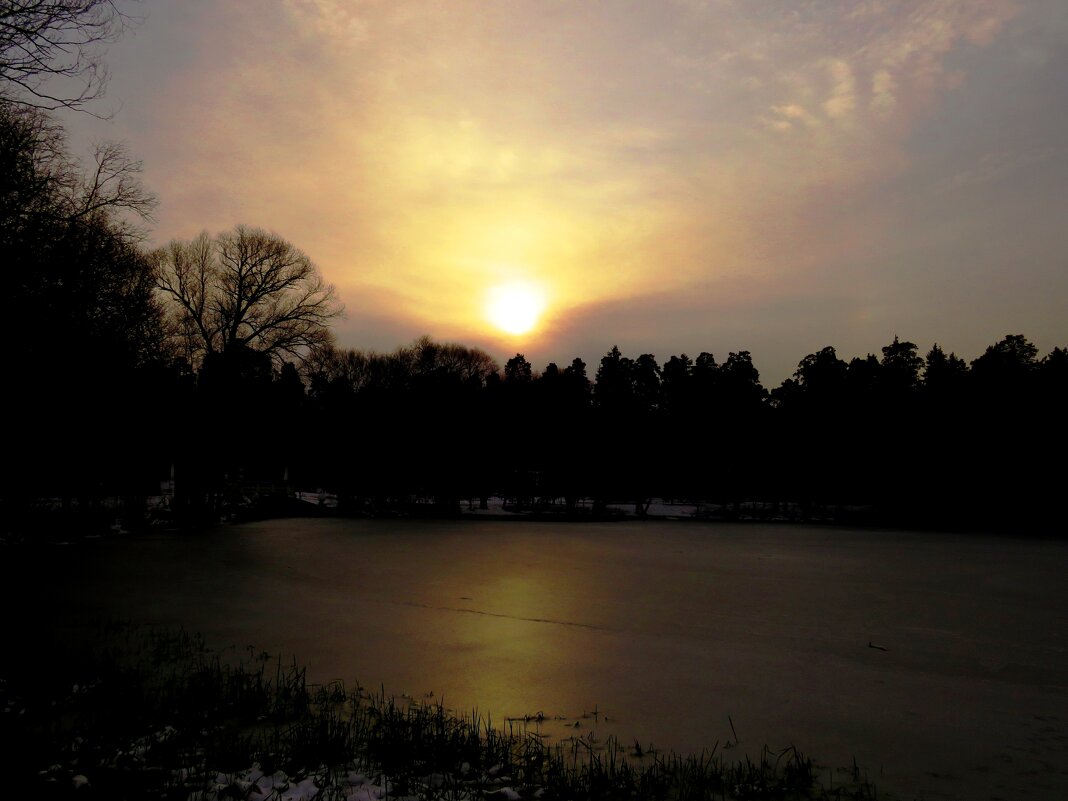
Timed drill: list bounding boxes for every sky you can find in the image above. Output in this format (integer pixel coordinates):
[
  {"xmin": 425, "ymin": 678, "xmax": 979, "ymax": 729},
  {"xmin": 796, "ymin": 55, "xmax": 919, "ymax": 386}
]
[{"xmin": 62, "ymin": 0, "xmax": 1068, "ymax": 385}]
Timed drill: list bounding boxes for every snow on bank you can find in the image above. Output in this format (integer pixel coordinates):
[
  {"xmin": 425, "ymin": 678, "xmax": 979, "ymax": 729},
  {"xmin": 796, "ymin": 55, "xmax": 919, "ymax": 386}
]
[{"xmin": 187, "ymin": 762, "xmax": 537, "ymax": 801}]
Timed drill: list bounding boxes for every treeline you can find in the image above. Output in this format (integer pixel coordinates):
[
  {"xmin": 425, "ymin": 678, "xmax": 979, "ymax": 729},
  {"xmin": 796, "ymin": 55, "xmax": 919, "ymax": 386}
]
[
  {"xmin": 301, "ymin": 334, "xmax": 1067, "ymax": 531},
  {"xmin": 2, "ymin": 97, "xmax": 1066, "ymax": 534}
]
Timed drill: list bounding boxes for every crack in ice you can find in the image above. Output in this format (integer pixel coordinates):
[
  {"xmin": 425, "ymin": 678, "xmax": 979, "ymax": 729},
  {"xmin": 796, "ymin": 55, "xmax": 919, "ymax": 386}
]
[{"xmin": 399, "ymin": 601, "xmax": 608, "ymax": 631}]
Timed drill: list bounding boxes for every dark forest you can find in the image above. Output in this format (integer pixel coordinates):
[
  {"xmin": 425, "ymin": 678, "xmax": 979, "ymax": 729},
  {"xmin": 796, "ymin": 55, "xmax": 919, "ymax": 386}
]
[{"xmin": 4, "ymin": 89, "xmax": 1065, "ymax": 536}]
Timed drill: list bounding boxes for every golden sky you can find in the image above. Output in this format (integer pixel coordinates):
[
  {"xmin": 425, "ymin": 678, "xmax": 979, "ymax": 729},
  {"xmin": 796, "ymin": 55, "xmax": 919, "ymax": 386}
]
[{"xmin": 66, "ymin": 0, "xmax": 1068, "ymax": 382}]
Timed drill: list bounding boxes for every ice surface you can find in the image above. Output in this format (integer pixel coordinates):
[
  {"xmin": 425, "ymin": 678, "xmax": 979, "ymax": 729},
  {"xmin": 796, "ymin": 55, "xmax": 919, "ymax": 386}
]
[{"xmin": 9, "ymin": 519, "xmax": 1068, "ymax": 801}]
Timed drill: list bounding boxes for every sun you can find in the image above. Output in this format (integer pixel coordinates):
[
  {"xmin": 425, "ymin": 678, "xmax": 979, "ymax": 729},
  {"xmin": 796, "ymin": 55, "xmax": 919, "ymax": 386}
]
[{"xmin": 485, "ymin": 282, "xmax": 546, "ymax": 336}]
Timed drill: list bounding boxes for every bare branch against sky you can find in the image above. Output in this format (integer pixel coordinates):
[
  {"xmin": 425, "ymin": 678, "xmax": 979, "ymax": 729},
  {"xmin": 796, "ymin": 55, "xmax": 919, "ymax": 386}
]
[{"xmin": 0, "ymin": 0, "xmax": 140, "ymax": 114}]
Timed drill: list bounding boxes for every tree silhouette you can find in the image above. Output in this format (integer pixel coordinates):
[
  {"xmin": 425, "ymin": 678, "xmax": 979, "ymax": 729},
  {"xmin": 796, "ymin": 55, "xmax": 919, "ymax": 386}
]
[
  {"xmin": 0, "ymin": 0, "xmax": 136, "ymax": 112},
  {"xmin": 153, "ymin": 225, "xmax": 343, "ymax": 370},
  {"xmin": 719, "ymin": 351, "xmax": 765, "ymax": 408},
  {"xmin": 845, "ymin": 354, "xmax": 881, "ymax": 399},
  {"xmin": 1040, "ymin": 346, "xmax": 1068, "ymax": 390},
  {"xmin": 1, "ymin": 101, "xmax": 154, "ymax": 236},
  {"xmin": 563, "ymin": 357, "xmax": 589, "ymax": 392},
  {"xmin": 793, "ymin": 346, "xmax": 847, "ymax": 396},
  {"xmin": 594, "ymin": 346, "xmax": 634, "ymax": 411},
  {"xmin": 631, "ymin": 353, "xmax": 662, "ymax": 413},
  {"xmin": 923, "ymin": 344, "xmax": 968, "ymax": 393},
  {"xmin": 504, "ymin": 353, "xmax": 533, "ymax": 384},
  {"xmin": 3, "ymin": 101, "xmax": 159, "ymax": 370},
  {"xmin": 971, "ymin": 333, "xmax": 1039, "ymax": 380},
  {"xmin": 880, "ymin": 336, "xmax": 923, "ymax": 393},
  {"xmin": 2, "ymin": 98, "xmax": 165, "ymax": 519},
  {"xmin": 660, "ymin": 354, "xmax": 692, "ymax": 416}
]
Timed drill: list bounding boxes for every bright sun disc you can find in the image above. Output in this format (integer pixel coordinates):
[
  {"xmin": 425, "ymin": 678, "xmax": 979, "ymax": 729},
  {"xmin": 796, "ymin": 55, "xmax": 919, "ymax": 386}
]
[{"xmin": 486, "ymin": 282, "xmax": 546, "ymax": 335}]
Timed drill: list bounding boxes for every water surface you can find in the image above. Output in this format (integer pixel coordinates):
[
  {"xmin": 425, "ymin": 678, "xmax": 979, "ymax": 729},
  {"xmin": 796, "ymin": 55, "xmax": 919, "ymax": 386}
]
[{"xmin": 12, "ymin": 519, "xmax": 1068, "ymax": 800}]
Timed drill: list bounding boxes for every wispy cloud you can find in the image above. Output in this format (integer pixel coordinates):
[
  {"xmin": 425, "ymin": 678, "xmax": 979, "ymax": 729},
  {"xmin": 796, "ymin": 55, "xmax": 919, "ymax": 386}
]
[
  {"xmin": 282, "ymin": 0, "xmax": 371, "ymax": 45},
  {"xmin": 74, "ymin": 0, "xmax": 1066, "ymax": 379}
]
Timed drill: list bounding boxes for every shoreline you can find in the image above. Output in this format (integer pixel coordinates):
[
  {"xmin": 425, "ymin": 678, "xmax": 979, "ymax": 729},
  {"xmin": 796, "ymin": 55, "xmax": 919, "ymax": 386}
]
[{"xmin": 4, "ymin": 495, "xmax": 1063, "ymax": 546}]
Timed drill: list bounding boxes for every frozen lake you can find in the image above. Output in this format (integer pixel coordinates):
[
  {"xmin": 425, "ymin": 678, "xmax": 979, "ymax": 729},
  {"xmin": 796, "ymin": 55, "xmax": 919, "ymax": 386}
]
[{"xmin": 12, "ymin": 519, "xmax": 1068, "ymax": 800}]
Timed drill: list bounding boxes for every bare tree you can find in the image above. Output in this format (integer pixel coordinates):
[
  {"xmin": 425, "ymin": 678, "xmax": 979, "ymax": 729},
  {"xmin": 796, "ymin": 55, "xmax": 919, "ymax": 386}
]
[
  {"xmin": 0, "ymin": 99, "xmax": 66, "ymax": 227},
  {"xmin": 153, "ymin": 225, "xmax": 344, "ymax": 370},
  {"xmin": 3, "ymin": 99, "xmax": 163, "ymax": 375},
  {"xmin": 0, "ymin": 101, "xmax": 154, "ymax": 244},
  {"xmin": 0, "ymin": 0, "xmax": 137, "ymax": 112},
  {"xmin": 406, "ymin": 336, "xmax": 499, "ymax": 385},
  {"xmin": 74, "ymin": 140, "xmax": 154, "ymax": 224}
]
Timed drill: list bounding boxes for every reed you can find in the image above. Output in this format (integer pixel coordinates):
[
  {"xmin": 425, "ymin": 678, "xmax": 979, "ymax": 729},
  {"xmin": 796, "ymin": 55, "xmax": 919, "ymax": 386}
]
[{"xmin": 1, "ymin": 623, "xmax": 885, "ymax": 800}]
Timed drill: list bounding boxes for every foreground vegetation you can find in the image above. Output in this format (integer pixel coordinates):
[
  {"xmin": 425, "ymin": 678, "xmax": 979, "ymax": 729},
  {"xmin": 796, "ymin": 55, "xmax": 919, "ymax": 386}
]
[{"xmin": 3, "ymin": 624, "xmax": 885, "ymax": 800}]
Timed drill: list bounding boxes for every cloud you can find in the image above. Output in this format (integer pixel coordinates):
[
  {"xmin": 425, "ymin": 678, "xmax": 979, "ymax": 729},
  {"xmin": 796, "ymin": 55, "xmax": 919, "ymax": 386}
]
[
  {"xmin": 822, "ymin": 59, "xmax": 857, "ymax": 120},
  {"xmin": 770, "ymin": 103, "xmax": 819, "ymax": 130},
  {"xmin": 89, "ymin": 0, "xmax": 1058, "ymax": 380},
  {"xmin": 282, "ymin": 0, "xmax": 371, "ymax": 45}
]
